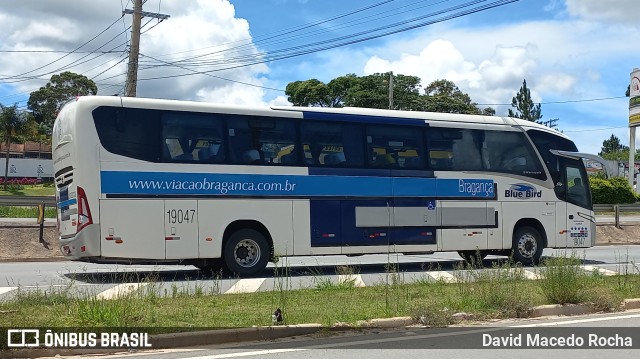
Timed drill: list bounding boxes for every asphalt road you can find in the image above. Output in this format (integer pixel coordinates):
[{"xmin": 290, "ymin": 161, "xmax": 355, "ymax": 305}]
[{"xmin": 1, "ymin": 245, "xmax": 639, "ymax": 301}]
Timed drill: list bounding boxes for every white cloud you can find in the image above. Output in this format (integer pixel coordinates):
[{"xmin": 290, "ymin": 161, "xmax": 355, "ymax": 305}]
[
  {"xmin": 358, "ymin": 10, "xmax": 638, "ymax": 112},
  {"xmin": 0, "ymin": 0, "xmax": 270, "ymax": 106},
  {"xmin": 363, "ymin": 39, "xmax": 543, "ymax": 107},
  {"xmin": 538, "ymin": 73, "xmax": 577, "ymax": 94},
  {"xmin": 565, "ymin": 0, "xmax": 638, "ymax": 25}
]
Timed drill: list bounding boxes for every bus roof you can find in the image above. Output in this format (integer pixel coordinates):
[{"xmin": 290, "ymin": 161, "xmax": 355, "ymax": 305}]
[
  {"xmin": 271, "ymin": 105, "xmax": 571, "ymax": 140},
  {"xmin": 68, "ymin": 96, "xmax": 570, "ymax": 141}
]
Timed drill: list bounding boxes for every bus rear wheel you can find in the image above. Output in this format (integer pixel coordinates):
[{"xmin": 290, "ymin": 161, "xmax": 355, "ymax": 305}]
[
  {"xmin": 512, "ymin": 226, "xmax": 543, "ymax": 265},
  {"xmin": 223, "ymin": 229, "xmax": 269, "ymax": 277}
]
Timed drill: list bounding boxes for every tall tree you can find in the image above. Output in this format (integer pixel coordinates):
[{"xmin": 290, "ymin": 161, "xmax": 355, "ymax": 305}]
[
  {"xmin": 285, "ymin": 74, "xmax": 490, "ymax": 114},
  {"xmin": 508, "ymin": 79, "xmax": 542, "ymax": 122},
  {"xmin": 285, "ymin": 79, "xmax": 332, "ymax": 107},
  {"xmin": 423, "ymin": 79, "xmax": 485, "ymax": 114},
  {"xmin": 326, "ymin": 74, "xmax": 359, "ymax": 107},
  {"xmin": 27, "ymin": 71, "xmax": 97, "ymax": 131},
  {"xmin": 599, "ymin": 134, "xmax": 629, "ymax": 156},
  {"xmin": 0, "ymin": 104, "xmax": 28, "ymax": 189}
]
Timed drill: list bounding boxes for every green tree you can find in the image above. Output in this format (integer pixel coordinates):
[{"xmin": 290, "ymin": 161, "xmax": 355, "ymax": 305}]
[
  {"xmin": 285, "ymin": 74, "xmax": 488, "ymax": 114},
  {"xmin": 326, "ymin": 74, "xmax": 359, "ymax": 107},
  {"xmin": 599, "ymin": 134, "xmax": 628, "ymax": 156},
  {"xmin": 423, "ymin": 79, "xmax": 486, "ymax": 114},
  {"xmin": 0, "ymin": 104, "xmax": 28, "ymax": 189},
  {"xmin": 597, "ymin": 133, "xmax": 640, "ymax": 161},
  {"xmin": 285, "ymin": 79, "xmax": 332, "ymax": 107},
  {"xmin": 508, "ymin": 79, "xmax": 542, "ymax": 122},
  {"xmin": 343, "ymin": 73, "xmax": 422, "ymax": 110},
  {"xmin": 482, "ymin": 107, "xmax": 496, "ymax": 116},
  {"xmin": 27, "ymin": 71, "xmax": 98, "ymax": 131}
]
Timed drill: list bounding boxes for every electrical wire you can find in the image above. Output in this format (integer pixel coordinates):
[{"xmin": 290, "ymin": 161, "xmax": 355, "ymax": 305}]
[
  {"xmin": 136, "ymin": 0, "xmax": 520, "ymax": 81},
  {"xmin": 0, "ymin": 16, "xmax": 125, "ymax": 81}
]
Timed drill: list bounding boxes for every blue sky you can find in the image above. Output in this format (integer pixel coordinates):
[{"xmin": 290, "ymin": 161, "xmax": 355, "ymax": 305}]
[{"xmin": 0, "ymin": 0, "xmax": 638, "ymax": 155}]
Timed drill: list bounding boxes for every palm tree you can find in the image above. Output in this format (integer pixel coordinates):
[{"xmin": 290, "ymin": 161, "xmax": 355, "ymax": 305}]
[{"xmin": 0, "ymin": 104, "xmax": 28, "ymax": 190}]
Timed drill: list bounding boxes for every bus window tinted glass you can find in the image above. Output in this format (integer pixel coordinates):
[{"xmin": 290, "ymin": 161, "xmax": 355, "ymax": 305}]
[
  {"xmin": 367, "ymin": 125, "xmax": 425, "ymax": 169},
  {"xmin": 428, "ymin": 127, "xmax": 545, "ymax": 179},
  {"xmin": 93, "ymin": 106, "xmax": 161, "ymax": 162},
  {"xmin": 428, "ymin": 128, "xmax": 483, "ymax": 171},
  {"xmin": 227, "ymin": 116, "xmax": 297, "ymax": 165},
  {"xmin": 162, "ymin": 112, "xmax": 225, "ymax": 163},
  {"xmin": 483, "ymin": 131, "xmax": 545, "ymax": 179},
  {"xmin": 527, "ymin": 129, "xmax": 578, "ymax": 182},
  {"xmin": 300, "ymin": 121, "xmax": 364, "ymax": 167}
]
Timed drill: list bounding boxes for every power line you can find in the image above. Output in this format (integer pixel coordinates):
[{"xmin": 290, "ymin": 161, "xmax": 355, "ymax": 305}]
[
  {"xmin": 149, "ymin": 0, "xmax": 481, "ymax": 70},
  {"xmin": 139, "ymin": 53, "xmax": 285, "ymax": 92},
  {"xmin": 148, "ymin": 0, "xmax": 399, "ymax": 61},
  {"xmin": 136, "ymin": 0, "xmax": 520, "ymax": 82},
  {"xmin": 478, "ymin": 96, "xmax": 627, "ymax": 106},
  {"xmin": 564, "ymin": 126, "xmax": 628, "ymax": 133},
  {"xmin": 0, "ymin": 16, "xmax": 124, "ymax": 81}
]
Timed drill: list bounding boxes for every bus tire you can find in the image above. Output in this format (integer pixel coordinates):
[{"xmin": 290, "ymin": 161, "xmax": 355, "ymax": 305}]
[
  {"xmin": 511, "ymin": 226, "xmax": 543, "ymax": 265},
  {"xmin": 223, "ymin": 229, "xmax": 269, "ymax": 276},
  {"xmin": 458, "ymin": 250, "xmax": 487, "ymax": 265}
]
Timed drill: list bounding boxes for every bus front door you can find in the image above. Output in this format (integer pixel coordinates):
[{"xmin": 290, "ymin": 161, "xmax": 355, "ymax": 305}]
[{"xmin": 564, "ymin": 160, "xmax": 594, "ymax": 247}]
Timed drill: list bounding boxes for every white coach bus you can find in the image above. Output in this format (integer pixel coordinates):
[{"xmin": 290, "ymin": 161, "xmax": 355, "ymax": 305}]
[{"xmin": 53, "ymin": 96, "xmax": 600, "ymax": 276}]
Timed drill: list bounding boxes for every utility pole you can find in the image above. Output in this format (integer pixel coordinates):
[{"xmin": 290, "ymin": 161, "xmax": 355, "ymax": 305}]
[
  {"xmin": 539, "ymin": 118, "xmax": 559, "ymax": 129},
  {"xmin": 123, "ymin": 0, "xmax": 170, "ymax": 97},
  {"xmin": 388, "ymin": 72, "xmax": 394, "ymax": 110}
]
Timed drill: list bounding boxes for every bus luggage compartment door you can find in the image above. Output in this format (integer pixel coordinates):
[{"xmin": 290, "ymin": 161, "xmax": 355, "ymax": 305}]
[
  {"xmin": 439, "ymin": 201, "xmax": 490, "ymax": 251},
  {"xmin": 100, "ymin": 200, "xmax": 166, "ymax": 259},
  {"xmin": 164, "ymin": 200, "xmax": 199, "ymax": 259}
]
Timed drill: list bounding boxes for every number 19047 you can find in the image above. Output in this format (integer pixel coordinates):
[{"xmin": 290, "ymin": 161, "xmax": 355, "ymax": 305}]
[{"xmin": 166, "ymin": 209, "xmax": 196, "ymax": 224}]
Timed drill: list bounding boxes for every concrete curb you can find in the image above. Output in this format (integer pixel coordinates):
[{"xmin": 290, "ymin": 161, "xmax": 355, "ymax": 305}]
[
  {"xmin": 529, "ymin": 304, "xmax": 593, "ymax": 318},
  {"xmin": 0, "ymin": 257, "xmax": 66, "ymax": 263},
  {"xmin": 367, "ymin": 316, "xmax": 414, "ymax": 328},
  {"xmin": 528, "ymin": 298, "xmax": 640, "ymax": 318},
  {"xmin": 150, "ymin": 324, "xmax": 323, "ymax": 348},
  {"xmin": 622, "ymin": 298, "xmax": 640, "ymax": 310}
]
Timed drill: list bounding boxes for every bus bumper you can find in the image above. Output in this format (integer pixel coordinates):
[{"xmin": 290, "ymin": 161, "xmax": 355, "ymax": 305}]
[{"xmin": 59, "ymin": 224, "xmax": 101, "ymax": 259}]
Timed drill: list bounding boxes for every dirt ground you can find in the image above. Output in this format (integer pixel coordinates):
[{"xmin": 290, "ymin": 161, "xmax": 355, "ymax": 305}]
[{"xmin": 0, "ymin": 223, "xmax": 638, "ymax": 261}]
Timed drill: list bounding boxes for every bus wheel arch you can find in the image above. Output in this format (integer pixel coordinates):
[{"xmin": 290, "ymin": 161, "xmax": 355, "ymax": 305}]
[
  {"xmin": 222, "ymin": 220, "xmax": 273, "ymax": 276},
  {"xmin": 511, "ymin": 219, "xmax": 546, "ymax": 265}
]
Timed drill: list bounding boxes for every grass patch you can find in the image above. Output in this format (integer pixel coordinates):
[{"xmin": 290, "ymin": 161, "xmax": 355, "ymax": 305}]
[
  {"xmin": 0, "ymin": 184, "xmax": 55, "ymax": 197},
  {"xmin": 0, "ymin": 206, "xmax": 56, "ymax": 218},
  {"xmin": 2, "ymin": 258, "xmax": 640, "ymax": 331}
]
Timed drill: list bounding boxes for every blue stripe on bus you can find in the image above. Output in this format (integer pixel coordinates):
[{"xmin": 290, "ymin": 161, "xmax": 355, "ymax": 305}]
[
  {"xmin": 100, "ymin": 171, "xmax": 495, "ymax": 199},
  {"xmin": 57, "ymin": 198, "xmax": 77, "ymax": 208},
  {"xmin": 302, "ymin": 111, "xmax": 428, "ymax": 126},
  {"xmin": 309, "ymin": 199, "xmax": 437, "ymax": 247}
]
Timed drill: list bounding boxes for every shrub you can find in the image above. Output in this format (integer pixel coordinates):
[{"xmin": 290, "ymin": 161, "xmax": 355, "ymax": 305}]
[{"xmin": 589, "ymin": 176, "xmax": 636, "ymax": 204}]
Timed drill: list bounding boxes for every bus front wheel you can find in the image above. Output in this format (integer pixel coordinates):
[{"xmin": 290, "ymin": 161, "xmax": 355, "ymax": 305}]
[
  {"xmin": 512, "ymin": 226, "xmax": 543, "ymax": 265},
  {"xmin": 223, "ymin": 229, "xmax": 270, "ymax": 276}
]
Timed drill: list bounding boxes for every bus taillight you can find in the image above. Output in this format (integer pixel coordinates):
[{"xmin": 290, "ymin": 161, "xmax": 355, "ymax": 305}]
[{"xmin": 76, "ymin": 186, "xmax": 93, "ymax": 233}]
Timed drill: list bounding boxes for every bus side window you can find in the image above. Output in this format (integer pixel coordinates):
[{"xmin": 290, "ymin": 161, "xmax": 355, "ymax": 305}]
[
  {"xmin": 366, "ymin": 125, "xmax": 425, "ymax": 169},
  {"xmin": 300, "ymin": 121, "xmax": 364, "ymax": 167},
  {"xmin": 227, "ymin": 116, "xmax": 297, "ymax": 166},
  {"xmin": 161, "ymin": 112, "xmax": 225, "ymax": 163}
]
